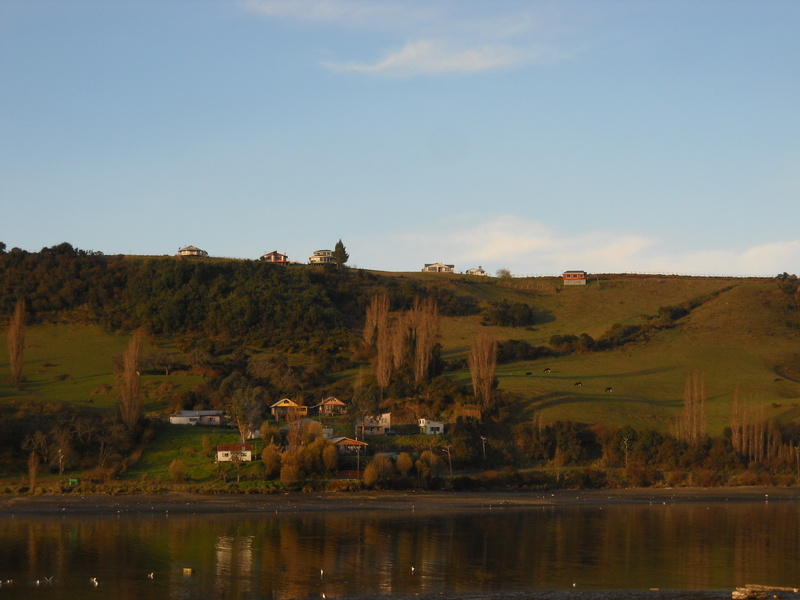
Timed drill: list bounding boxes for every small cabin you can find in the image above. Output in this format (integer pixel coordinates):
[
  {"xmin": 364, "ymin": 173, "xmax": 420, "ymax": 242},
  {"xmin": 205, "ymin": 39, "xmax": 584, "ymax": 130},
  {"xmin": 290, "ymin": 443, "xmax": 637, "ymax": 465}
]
[
  {"xmin": 270, "ymin": 398, "xmax": 308, "ymax": 421},
  {"xmin": 216, "ymin": 444, "xmax": 253, "ymax": 462},
  {"xmin": 562, "ymin": 270, "xmax": 587, "ymax": 286},
  {"xmin": 313, "ymin": 396, "xmax": 347, "ymax": 416},
  {"xmin": 169, "ymin": 410, "xmax": 225, "ymax": 426}
]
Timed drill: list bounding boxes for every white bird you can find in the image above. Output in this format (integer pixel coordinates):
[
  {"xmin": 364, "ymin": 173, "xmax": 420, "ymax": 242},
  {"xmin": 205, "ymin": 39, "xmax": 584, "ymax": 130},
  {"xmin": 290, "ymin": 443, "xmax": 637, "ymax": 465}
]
[
  {"xmin": 320, "ymin": 569, "xmax": 324, "ymax": 578},
  {"xmin": 411, "ymin": 566, "xmax": 416, "ymax": 573},
  {"xmin": 90, "ymin": 577, "xmax": 98, "ymax": 587}
]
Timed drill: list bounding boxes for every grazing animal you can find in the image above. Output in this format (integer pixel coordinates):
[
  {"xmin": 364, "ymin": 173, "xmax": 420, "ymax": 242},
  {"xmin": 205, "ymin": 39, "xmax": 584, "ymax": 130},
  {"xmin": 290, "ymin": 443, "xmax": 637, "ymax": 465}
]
[
  {"xmin": 574, "ymin": 382, "xmax": 582, "ymax": 387},
  {"xmin": 525, "ymin": 372, "xmax": 532, "ymax": 376},
  {"xmin": 605, "ymin": 387, "xmax": 613, "ymax": 393},
  {"xmin": 543, "ymin": 368, "xmax": 551, "ymax": 373}
]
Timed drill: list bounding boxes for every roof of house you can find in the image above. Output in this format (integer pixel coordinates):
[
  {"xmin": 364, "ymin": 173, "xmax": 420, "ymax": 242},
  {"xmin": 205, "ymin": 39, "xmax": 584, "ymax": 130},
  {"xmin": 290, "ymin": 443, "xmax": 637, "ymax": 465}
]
[
  {"xmin": 329, "ymin": 437, "xmax": 368, "ymax": 447},
  {"xmin": 171, "ymin": 410, "xmax": 224, "ymax": 417},
  {"xmin": 270, "ymin": 398, "xmax": 300, "ymax": 408},
  {"xmin": 216, "ymin": 444, "xmax": 253, "ymax": 452},
  {"xmin": 316, "ymin": 397, "xmax": 346, "ymax": 406}
]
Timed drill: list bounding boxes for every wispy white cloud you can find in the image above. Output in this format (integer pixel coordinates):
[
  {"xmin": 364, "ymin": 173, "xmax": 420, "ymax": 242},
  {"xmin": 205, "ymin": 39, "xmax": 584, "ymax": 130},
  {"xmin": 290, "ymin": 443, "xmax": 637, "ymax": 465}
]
[
  {"xmin": 244, "ymin": 0, "xmax": 438, "ymax": 29},
  {"xmin": 324, "ymin": 40, "xmax": 529, "ymax": 75},
  {"xmin": 245, "ymin": 0, "xmax": 573, "ymax": 75},
  {"xmin": 355, "ymin": 216, "xmax": 800, "ymax": 277}
]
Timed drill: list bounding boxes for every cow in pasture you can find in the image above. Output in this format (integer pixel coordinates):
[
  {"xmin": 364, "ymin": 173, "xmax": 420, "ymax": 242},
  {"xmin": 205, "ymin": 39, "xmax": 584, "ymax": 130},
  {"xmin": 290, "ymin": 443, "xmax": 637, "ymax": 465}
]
[
  {"xmin": 605, "ymin": 387, "xmax": 613, "ymax": 393},
  {"xmin": 574, "ymin": 382, "xmax": 582, "ymax": 387},
  {"xmin": 543, "ymin": 368, "xmax": 551, "ymax": 373}
]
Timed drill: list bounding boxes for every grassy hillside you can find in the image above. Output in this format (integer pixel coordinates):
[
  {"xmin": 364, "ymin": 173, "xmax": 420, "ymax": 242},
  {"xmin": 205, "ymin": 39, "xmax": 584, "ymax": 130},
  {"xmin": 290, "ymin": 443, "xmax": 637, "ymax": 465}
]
[
  {"xmin": 373, "ymin": 272, "xmax": 800, "ymax": 434},
  {"xmin": 2, "ymin": 271, "xmax": 800, "ymax": 438}
]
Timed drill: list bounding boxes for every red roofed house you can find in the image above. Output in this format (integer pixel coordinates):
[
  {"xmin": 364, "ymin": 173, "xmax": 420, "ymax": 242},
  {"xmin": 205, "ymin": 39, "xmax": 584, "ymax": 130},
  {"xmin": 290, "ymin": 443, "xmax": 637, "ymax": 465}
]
[
  {"xmin": 216, "ymin": 444, "xmax": 253, "ymax": 462},
  {"xmin": 261, "ymin": 250, "xmax": 289, "ymax": 265},
  {"xmin": 562, "ymin": 270, "xmax": 587, "ymax": 286}
]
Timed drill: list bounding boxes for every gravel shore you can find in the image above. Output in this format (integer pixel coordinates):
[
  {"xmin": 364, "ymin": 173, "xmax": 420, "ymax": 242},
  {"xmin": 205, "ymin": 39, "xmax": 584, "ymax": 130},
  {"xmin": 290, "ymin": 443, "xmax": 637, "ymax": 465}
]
[{"xmin": 1, "ymin": 487, "xmax": 797, "ymax": 516}]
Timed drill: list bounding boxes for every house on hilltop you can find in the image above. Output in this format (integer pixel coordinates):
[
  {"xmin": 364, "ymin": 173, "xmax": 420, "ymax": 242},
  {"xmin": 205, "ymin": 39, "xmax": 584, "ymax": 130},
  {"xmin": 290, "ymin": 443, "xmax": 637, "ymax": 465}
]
[
  {"xmin": 310, "ymin": 249, "xmax": 336, "ymax": 265},
  {"xmin": 422, "ymin": 262, "xmax": 454, "ymax": 273},
  {"xmin": 261, "ymin": 250, "xmax": 289, "ymax": 264},
  {"xmin": 178, "ymin": 245, "xmax": 208, "ymax": 257},
  {"xmin": 466, "ymin": 266, "xmax": 488, "ymax": 276},
  {"xmin": 562, "ymin": 270, "xmax": 587, "ymax": 286}
]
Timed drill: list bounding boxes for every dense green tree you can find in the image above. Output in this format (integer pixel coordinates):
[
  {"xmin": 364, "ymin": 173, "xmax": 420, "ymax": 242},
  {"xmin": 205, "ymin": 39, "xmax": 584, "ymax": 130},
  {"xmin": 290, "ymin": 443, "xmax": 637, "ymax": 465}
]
[{"xmin": 334, "ymin": 239, "xmax": 349, "ymax": 272}]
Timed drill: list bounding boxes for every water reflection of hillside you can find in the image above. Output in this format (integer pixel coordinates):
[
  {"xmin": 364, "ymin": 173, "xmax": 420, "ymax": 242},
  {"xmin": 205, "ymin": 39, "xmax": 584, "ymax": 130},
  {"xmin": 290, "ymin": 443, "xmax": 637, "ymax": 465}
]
[{"xmin": 0, "ymin": 503, "xmax": 798, "ymax": 599}]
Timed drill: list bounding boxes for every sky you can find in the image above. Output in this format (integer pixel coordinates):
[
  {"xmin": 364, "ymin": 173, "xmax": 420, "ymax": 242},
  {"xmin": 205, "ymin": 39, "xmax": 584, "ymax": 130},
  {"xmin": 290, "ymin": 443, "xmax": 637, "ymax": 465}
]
[{"xmin": 1, "ymin": 0, "xmax": 799, "ymax": 277}]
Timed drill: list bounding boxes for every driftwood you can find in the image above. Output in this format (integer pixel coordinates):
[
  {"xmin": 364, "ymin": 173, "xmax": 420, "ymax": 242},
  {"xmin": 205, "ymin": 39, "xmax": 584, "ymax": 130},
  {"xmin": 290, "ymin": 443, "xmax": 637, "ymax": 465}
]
[{"xmin": 733, "ymin": 585, "xmax": 800, "ymax": 599}]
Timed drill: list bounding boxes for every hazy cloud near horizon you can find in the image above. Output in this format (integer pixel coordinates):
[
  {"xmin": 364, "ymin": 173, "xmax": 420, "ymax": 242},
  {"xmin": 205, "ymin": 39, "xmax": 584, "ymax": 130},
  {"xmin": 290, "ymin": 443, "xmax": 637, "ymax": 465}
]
[{"xmin": 353, "ymin": 216, "xmax": 800, "ymax": 277}]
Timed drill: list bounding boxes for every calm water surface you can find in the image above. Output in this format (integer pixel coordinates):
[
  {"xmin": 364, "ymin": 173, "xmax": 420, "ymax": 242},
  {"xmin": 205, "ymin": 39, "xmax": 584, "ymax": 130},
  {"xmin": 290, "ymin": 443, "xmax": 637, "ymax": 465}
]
[{"xmin": 0, "ymin": 499, "xmax": 797, "ymax": 600}]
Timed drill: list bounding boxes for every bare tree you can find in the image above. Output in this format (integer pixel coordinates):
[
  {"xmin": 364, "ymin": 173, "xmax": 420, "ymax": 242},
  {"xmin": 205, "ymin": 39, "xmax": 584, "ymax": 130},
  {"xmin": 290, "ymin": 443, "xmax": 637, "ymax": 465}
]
[
  {"xmin": 27, "ymin": 451, "xmax": 40, "ymax": 491},
  {"xmin": 366, "ymin": 293, "xmax": 393, "ymax": 390},
  {"xmin": 468, "ymin": 332, "xmax": 498, "ymax": 407},
  {"xmin": 411, "ymin": 297, "xmax": 439, "ymax": 383},
  {"xmin": 675, "ymin": 372, "xmax": 707, "ymax": 446},
  {"xmin": 7, "ymin": 299, "xmax": 26, "ymax": 387},
  {"xmin": 119, "ymin": 330, "xmax": 143, "ymax": 432}
]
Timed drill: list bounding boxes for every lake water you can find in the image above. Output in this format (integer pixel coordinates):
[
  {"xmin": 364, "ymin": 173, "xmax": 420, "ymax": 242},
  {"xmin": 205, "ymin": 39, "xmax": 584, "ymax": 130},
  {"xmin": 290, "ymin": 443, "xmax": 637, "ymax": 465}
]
[{"xmin": 0, "ymin": 498, "xmax": 798, "ymax": 600}]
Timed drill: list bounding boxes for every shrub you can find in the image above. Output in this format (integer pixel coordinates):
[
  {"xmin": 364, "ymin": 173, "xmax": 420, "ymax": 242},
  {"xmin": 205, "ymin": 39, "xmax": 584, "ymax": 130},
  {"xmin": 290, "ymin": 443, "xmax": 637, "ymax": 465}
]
[{"xmin": 168, "ymin": 459, "xmax": 188, "ymax": 482}]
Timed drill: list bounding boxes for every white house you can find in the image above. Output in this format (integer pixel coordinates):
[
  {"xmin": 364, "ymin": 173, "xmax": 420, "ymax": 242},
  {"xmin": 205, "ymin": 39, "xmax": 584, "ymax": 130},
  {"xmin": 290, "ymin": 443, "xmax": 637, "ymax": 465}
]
[
  {"xmin": 310, "ymin": 249, "xmax": 336, "ymax": 264},
  {"xmin": 419, "ymin": 418, "xmax": 444, "ymax": 435},
  {"xmin": 422, "ymin": 262, "xmax": 454, "ymax": 273},
  {"xmin": 178, "ymin": 245, "xmax": 208, "ymax": 257},
  {"xmin": 466, "ymin": 266, "xmax": 488, "ymax": 276},
  {"xmin": 169, "ymin": 410, "xmax": 225, "ymax": 426},
  {"xmin": 216, "ymin": 444, "xmax": 253, "ymax": 462},
  {"xmin": 357, "ymin": 413, "xmax": 391, "ymax": 436}
]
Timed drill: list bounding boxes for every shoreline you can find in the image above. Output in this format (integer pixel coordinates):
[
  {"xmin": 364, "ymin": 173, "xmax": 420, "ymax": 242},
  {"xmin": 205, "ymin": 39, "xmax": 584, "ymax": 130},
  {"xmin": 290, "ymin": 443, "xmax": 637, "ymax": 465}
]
[{"xmin": 0, "ymin": 486, "xmax": 797, "ymax": 517}]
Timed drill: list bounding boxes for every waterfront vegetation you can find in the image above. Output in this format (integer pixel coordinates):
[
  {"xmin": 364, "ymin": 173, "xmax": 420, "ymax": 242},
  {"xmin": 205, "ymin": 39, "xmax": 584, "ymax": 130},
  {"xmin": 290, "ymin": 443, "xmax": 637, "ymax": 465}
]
[{"xmin": 3, "ymin": 243, "xmax": 800, "ymax": 494}]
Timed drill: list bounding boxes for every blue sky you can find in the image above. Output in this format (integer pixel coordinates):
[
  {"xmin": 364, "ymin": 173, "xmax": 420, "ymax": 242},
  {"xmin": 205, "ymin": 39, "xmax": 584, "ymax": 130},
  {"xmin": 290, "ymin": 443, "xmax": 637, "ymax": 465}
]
[{"xmin": 2, "ymin": 0, "xmax": 798, "ymax": 276}]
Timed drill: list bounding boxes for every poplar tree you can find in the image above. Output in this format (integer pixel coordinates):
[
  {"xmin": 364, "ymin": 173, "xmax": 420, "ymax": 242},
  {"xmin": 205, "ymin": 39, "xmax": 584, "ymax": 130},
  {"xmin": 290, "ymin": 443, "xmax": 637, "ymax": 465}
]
[
  {"xmin": 468, "ymin": 332, "xmax": 498, "ymax": 407},
  {"xmin": 7, "ymin": 299, "xmax": 26, "ymax": 387},
  {"xmin": 119, "ymin": 330, "xmax": 143, "ymax": 433}
]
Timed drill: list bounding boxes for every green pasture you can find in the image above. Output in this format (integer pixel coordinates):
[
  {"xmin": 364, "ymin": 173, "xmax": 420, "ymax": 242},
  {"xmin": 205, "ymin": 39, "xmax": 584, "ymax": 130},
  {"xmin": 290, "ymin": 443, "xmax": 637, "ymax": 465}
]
[
  {"xmin": 125, "ymin": 425, "xmax": 260, "ymax": 482},
  {"xmin": 0, "ymin": 324, "xmax": 205, "ymax": 412},
  {"xmin": 440, "ymin": 276, "xmax": 800, "ymax": 435}
]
